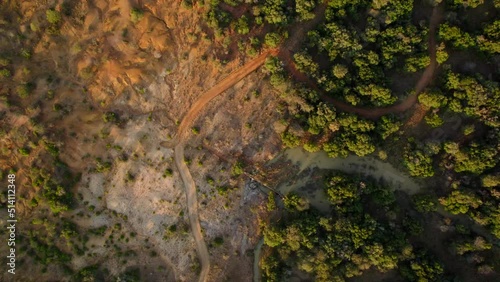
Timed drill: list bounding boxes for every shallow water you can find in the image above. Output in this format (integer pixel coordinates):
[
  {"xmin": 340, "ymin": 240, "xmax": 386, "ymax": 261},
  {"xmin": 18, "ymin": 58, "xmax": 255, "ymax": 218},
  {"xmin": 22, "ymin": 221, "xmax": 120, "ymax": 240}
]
[
  {"xmin": 284, "ymin": 147, "xmax": 420, "ymax": 192},
  {"xmin": 275, "ymin": 147, "xmax": 422, "ymax": 211}
]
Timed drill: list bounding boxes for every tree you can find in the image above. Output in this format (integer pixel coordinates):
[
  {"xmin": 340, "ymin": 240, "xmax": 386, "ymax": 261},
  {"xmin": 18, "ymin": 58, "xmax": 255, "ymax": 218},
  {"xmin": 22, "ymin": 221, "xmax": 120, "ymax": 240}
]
[
  {"xmin": 264, "ymin": 32, "xmax": 282, "ymax": 48},
  {"xmin": 439, "ymin": 190, "xmax": 482, "ymax": 215},
  {"xmin": 405, "ymin": 54, "xmax": 430, "ymax": 72},
  {"xmin": 332, "ymin": 64, "xmax": 348, "ymax": 79},
  {"xmin": 316, "ymin": 23, "xmax": 362, "ymax": 60},
  {"xmin": 356, "ymin": 84, "xmax": 396, "ymax": 106},
  {"xmin": 345, "ymin": 134, "xmax": 376, "ymax": 156},
  {"xmin": 376, "ymin": 115, "xmax": 401, "ymax": 140},
  {"xmin": 379, "ymin": 24, "xmax": 423, "ymax": 67},
  {"xmin": 206, "ymin": 7, "xmax": 231, "ymax": 29},
  {"xmin": 337, "ymin": 113, "xmax": 375, "ymax": 132},
  {"xmin": 439, "ymin": 24, "xmax": 476, "ymax": 49},
  {"xmin": 264, "ymin": 56, "xmax": 283, "ymax": 73},
  {"xmin": 443, "ymin": 141, "xmax": 498, "ymax": 174},
  {"xmin": 307, "ymin": 103, "xmax": 336, "ymax": 135},
  {"xmin": 234, "ymin": 16, "xmax": 249, "ymax": 35},
  {"xmin": 294, "ymin": 51, "xmax": 319, "ymax": 77},
  {"xmin": 445, "ymin": 72, "xmax": 500, "ymax": 127},
  {"xmin": 264, "ymin": 227, "xmax": 285, "ymax": 247},
  {"xmin": 281, "ymin": 131, "xmax": 300, "ymax": 148},
  {"xmin": 323, "ymin": 139, "xmax": 349, "ymax": 158},
  {"xmin": 412, "ymin": 194, "xmax": 437, "ymax": 213},
  {"xmin": 295, "ymin": 0, "xmax": 317, "ymax": 21},
  {"xmin": 436, "ymin": 43, "xmax": 449, "ymax": 64},
  {"xmin": 400, "ymin": 253, "xmax": 444, "ymax": 282},
  {"xmin": 478, "ymin": 20, "xmax": 500, "ymax": 54},
  {"xmin": 303, "ymin": 142, "xmax": 320, "ymax": 152},
  {"xmin": 261, "ymin": 0, "xmax": 289, "ymax": 25},
  {"xmin": 452, "ymin": 0, "xmax": 484, "ymax": 8},
  {"xmin": 325, "ymin": 173, "xmax": 359, "ymax": 205},
  {"xmin": 404, "ymin": 149, "xmax": 435, "ymax": 178},
  {"xmin": 376, "ymin": 0, "xmax": 413, "ymax": 24},
  {"xmin": 418, "ymin": 90, "xmax": 447, "ymax": 108},
  {"xmin": 453, "ymin": 236, "xmax": 492, "ymax": 255}
]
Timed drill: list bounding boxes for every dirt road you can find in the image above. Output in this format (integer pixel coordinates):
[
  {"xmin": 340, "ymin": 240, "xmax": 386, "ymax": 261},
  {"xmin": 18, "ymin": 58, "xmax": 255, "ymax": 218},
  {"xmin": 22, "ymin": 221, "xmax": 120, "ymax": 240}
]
[
  {"xmin": 174, "ymin": 144, "xmax": 210, "ymax": 282},
  {"xmin": 175, "ymin": 49, "xmax": 277, "ymax": 143},
  {"xmin": 283, "ymin": 6, "xmax": 442, "ymax": 120},
  {"xmin": 171, "ymin": 49, "xmax": 277, "ymax": 282}
]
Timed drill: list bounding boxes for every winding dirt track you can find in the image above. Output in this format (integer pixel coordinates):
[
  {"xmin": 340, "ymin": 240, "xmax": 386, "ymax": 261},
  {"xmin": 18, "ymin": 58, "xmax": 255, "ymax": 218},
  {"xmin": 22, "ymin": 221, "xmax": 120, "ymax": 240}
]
[
  {"xmin": 175, "ymin": 50, "xmax": 277, "ymax": 143},
  {"xmin": 172, "ymin": 49, "xmax": 276, "ymax": 282},
  {"xmin": 174, "ymin": 144, "xmax": 210, "ymax": 282}
]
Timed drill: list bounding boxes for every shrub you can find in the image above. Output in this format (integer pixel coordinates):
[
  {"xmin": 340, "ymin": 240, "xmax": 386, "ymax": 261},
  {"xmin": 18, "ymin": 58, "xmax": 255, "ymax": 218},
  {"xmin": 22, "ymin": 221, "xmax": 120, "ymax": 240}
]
[
  {"xmin": 162, "ymin": 168, "xmax": 173, "ymax": 178},
  {"xmin": 213, "ymin": 237, "xmax": 224, "ymax": 246},
  {"xmin": 20, "ymin": 49, "xmax": 31, "ymax": 59},
  {"xmin": 18, "ymin": 148, "xmax": 31, "ymax": 156},
  {"xmin": 424, "ymin": 112, "xmax": 444, "ymax": 128},
  {"xmin": 267, "ymin": 193, "xmax": 276, "ymax": 211},
  {"xmin": 125, "ymin": 172, "xmax": 135, "ymax": 183},
  {"xmin": 95, "ymin": 158, "xmax": 112, "ymax": 173},
  {"xmin": 412, "ymin": 194, "xmax": 437, "ymax": 213},
  {"xmin": 206, "ymin": 176, "xmax": 215, "ymax": 186},
  {"xmin": 0, "ymin": 69, "xmax": 11, "ymax": 78},
  {"xmin": 16, "ymin": 84, "xmax": 31, "ymax": 98},
  {"xmin": 102, "ymin": 112, "xmax": 118, "ymax": 123},
  {"xmin": 130, "ymin": 8, "xmax": 144, "ymax": 23},
  {"xmin": 0, "ymin": 58, "xmax": 9, "ymax": 67},
  {"xmin": 46, "ymin": 9, "xmax": 62, "ymax": 24},
  {"xmin": 232, "ymin": 161, "xmax": 244, "ymax": 176}
]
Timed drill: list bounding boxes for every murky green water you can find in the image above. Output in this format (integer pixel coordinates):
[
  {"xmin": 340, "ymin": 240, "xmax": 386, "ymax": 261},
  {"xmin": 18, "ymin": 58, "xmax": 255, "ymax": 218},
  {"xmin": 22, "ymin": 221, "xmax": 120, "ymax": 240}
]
[{"xmin": 276, "ymin": 147, "xmax": 422, "ymax": 211}]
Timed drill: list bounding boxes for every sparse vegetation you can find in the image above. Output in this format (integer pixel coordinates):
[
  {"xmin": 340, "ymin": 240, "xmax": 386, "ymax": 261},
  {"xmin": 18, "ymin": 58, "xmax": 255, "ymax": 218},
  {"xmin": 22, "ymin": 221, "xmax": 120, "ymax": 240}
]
[{"xmin": 130, "ymin": 8, "xmax": 144, "ymax": 23}]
